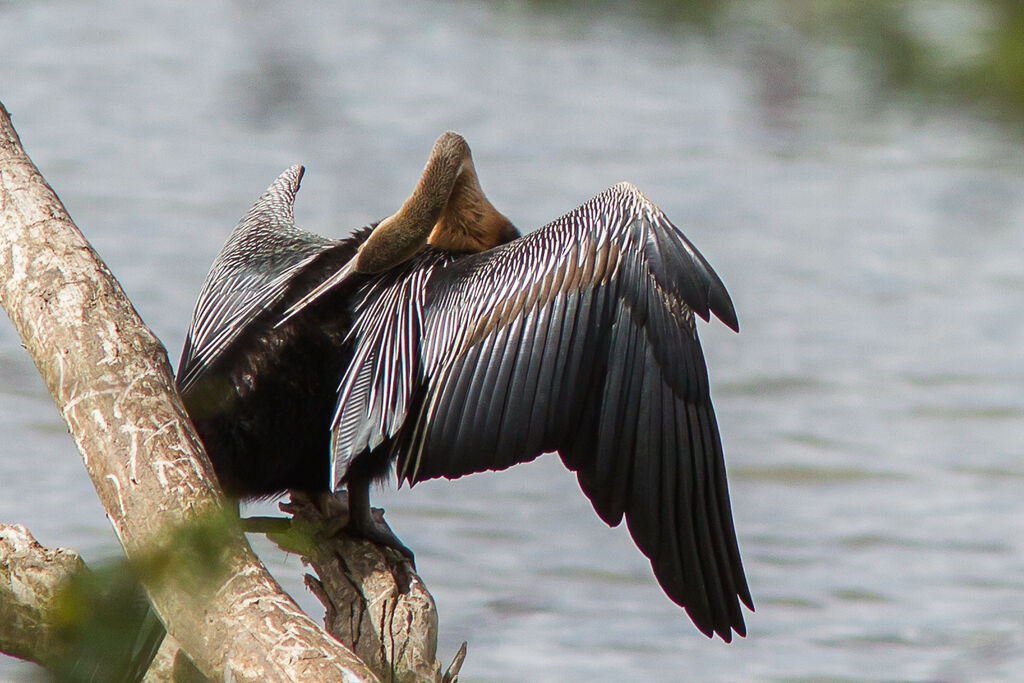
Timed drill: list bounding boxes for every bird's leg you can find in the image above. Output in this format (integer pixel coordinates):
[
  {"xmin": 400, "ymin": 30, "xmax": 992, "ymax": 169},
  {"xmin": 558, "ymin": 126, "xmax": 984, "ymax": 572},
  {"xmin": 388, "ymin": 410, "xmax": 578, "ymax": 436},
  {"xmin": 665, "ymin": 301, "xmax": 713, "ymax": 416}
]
[
  {"xmin": 344, "ymin": 474, "xmax": 416, "ymax": 566},
  {"xmin": 310, "ymin": 489, "xmax": 350, "ymax": 536}
]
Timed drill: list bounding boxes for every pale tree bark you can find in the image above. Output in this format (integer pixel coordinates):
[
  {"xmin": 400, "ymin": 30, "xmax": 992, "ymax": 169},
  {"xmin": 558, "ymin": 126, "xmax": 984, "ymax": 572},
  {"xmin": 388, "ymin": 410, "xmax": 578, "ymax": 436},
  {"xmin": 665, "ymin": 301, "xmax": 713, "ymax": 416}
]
[
  {"xmin": 144, "ymin": 496, "xmax": 466, "ymax": 683},
  {"xmin": 0, "ymin": 99, "xmax": 453, "ymax": 682},
  {"xmin": 0, "ymin": 517, "xmax": 460, "ymax": 682},
  {"xmin": 284, "ymin": 496, "xmax": 462, "ymax": 683},
  {"xmin": 0, "ymin": 524, "xmax": 85, "ymax": 670}
]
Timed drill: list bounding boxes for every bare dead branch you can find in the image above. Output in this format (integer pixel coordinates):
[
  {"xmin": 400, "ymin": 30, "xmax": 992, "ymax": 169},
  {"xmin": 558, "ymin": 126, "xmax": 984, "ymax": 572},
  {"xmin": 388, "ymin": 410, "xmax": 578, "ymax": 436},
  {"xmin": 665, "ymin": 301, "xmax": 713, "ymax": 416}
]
[
  {"xmin": 282, "ymin": 495, "xmax": 454, "ymax": 682},
  {"xmin": 0, "ymin": 524, "xmax": 84, "ymax": 669},
  {"xmin": 0, "ymin": 100, "xmax": 380, "ymax": 682}
]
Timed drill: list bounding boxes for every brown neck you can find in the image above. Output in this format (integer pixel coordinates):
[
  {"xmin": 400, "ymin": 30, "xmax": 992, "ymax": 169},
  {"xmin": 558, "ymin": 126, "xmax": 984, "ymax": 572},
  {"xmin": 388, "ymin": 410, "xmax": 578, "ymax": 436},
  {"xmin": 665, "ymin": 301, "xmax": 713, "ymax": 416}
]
[
  {"xmin": 428, "ymin": 157, "xmax": 516, "ymax": 253},
  {"xmin": 354, "ymin": 132, "xmax": 516, "ymax": 274}
]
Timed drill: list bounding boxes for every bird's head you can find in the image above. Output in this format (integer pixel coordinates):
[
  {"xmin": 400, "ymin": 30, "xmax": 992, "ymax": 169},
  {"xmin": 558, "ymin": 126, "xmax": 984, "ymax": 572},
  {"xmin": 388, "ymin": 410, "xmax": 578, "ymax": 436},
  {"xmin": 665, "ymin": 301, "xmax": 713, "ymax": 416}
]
[{"xmin": 355, "ymin": 132, "xmax": 515, "ymax": 274}]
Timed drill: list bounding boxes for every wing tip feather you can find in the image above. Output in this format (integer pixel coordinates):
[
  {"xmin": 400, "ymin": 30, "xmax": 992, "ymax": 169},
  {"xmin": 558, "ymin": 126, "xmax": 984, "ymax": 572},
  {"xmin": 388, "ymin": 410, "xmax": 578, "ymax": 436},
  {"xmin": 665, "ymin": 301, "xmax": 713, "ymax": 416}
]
[
  {"xmin": 711, "ymin": 286, "xmax": 740, "ymax": 333},
  {"xmin": 605, "ymin": 181, "xmax": 740, "ymax": 334},
  {"xmin": 259, "ymin": 163, "xmax": 306, "ymax": 222}
]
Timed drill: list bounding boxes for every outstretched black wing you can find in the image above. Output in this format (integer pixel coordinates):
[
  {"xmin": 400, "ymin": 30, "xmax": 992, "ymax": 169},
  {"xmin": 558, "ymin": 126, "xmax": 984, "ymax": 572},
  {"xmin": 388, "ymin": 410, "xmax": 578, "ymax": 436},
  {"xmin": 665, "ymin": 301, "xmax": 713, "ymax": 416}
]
[
  {"xmin": 178, "ymin": 165, "xmax": 335, "ymax": 391},
  {"xmin": 394, "ymin": 183, "xmax": 749, "ymax": 639}
]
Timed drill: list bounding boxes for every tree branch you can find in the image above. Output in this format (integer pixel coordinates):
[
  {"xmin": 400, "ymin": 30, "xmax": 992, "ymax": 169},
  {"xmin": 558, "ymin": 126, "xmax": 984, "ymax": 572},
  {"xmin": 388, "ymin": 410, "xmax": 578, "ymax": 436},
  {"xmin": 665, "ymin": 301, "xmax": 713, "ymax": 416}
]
[
  {"xmin": 0, "ymin": 100, "xmax": 380, "ymax": 682},
  {"xmin": 281, "ymin": 495, "xmax": 462, "ymax": 683},
  {"xmin": 0, "ymin": 524, "xmax": 84, "ymax": 670}
]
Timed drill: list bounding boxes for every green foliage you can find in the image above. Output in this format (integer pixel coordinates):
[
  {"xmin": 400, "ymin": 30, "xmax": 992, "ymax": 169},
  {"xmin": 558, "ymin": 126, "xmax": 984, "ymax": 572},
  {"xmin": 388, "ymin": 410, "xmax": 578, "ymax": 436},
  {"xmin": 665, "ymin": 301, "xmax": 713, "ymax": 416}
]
[
  {"xmin": 47, "ymin": 508, "xmax": 241, "ymax": 683},
  {"xmin": 965, "ymin": 3, "xmax": 1024, "ymax": 110},
  {"xmin": 513, "ymin": 0, "xmax": 1024, "ymax": 122},
  {"xmin": 49, "ymin": 562, "xmax": 163, "ymax": 683}
]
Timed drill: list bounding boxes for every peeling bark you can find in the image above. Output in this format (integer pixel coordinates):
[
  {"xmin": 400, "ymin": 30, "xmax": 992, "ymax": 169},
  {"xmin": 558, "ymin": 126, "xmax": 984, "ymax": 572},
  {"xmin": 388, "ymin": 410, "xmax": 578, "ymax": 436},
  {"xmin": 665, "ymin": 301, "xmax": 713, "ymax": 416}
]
[
  {"xmin": 0, "ymin": 100, "xmax": 380, "ymax": 682},
  {"xmin": 283, "ymin": 496, "xmax": 461, "ymax": 683},
  {"xmin": 0, "ymin": 524, "xmax": 84, "ymax": 669}
]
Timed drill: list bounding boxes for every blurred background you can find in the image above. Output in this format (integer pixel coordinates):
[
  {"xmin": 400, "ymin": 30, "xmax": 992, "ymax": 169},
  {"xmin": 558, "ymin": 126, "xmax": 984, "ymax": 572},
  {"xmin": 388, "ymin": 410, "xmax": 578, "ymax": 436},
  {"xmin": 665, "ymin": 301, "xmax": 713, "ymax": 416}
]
[{"xmin": 2, "ymin": 1, "xmax": 1023, "ymax": 681}]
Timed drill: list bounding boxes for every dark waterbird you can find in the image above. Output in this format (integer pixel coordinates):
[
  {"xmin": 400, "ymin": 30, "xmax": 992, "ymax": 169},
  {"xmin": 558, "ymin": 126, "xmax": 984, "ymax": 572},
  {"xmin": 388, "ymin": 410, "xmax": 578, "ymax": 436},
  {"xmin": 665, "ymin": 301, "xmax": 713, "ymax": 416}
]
[{"xmin": 178, "ymin": 133, "xmax": 752, "ymax": 640}]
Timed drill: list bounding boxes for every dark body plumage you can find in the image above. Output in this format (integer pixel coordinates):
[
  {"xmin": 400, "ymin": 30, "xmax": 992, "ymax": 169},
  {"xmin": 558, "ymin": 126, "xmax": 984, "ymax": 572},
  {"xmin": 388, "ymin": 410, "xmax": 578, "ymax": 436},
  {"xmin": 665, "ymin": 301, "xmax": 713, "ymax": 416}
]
[
  {"xmin": 177, "ymin": 166, "xmax": 373, "ymax": 497},
  {"xmin": 178, "ymin": 135, "xmax": 752, "ymax": 642}
]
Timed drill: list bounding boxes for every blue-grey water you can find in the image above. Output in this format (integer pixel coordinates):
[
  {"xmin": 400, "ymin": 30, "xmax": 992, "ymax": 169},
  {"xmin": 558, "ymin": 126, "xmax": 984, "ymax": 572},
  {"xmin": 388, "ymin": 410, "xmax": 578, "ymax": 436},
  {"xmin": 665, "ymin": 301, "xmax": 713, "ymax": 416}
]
[{"xmin": 2, "ymin": 2, "xmax": 1023, "ymax": 681}]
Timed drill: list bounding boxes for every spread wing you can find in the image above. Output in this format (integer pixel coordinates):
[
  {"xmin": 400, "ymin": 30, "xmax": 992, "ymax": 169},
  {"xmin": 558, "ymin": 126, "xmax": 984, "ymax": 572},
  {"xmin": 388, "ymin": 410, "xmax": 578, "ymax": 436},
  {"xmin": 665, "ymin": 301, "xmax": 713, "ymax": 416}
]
[
  {"xmin": 177, "ymin": 165, "xmax": 335, "ymax": 390},
  {"xmin": 329, "ymin": 182, "xmax": 749, "ymax": 639}
]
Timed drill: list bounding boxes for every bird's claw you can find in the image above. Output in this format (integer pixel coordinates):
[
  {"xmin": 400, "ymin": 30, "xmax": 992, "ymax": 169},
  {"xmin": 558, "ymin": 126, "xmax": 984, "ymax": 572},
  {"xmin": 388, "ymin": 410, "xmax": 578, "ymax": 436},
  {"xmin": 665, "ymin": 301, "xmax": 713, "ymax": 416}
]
[
  {"xmin": 346, "ymin": 504, "xmax": 417, "ymax": 568},
  {"xmin": 312, "ymin": 490, "xmax": 416, "ymax": 567}
]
